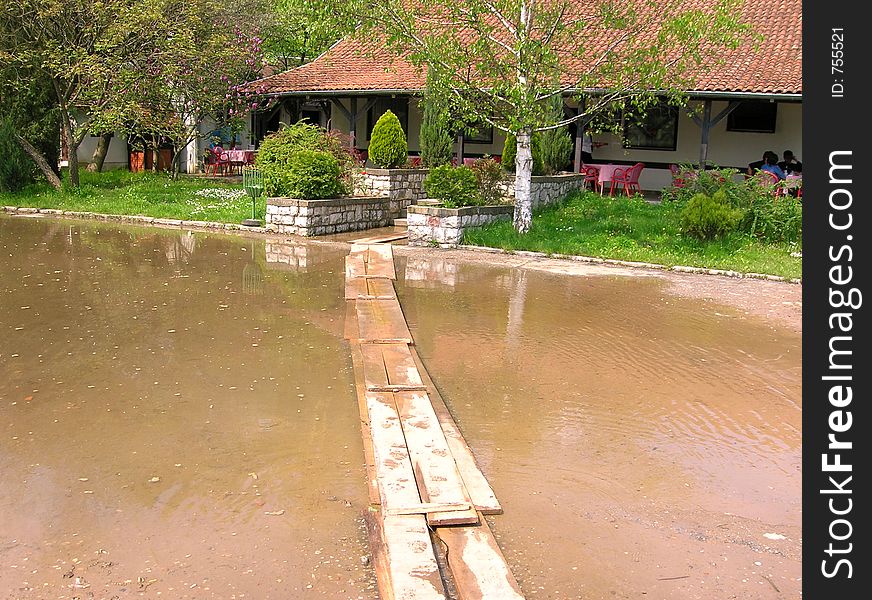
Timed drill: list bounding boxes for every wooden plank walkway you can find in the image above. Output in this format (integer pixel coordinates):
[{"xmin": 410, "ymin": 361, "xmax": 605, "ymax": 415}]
[{"xmin": 345, "ymin": 242, "xmax": 524, "ymax": 599}]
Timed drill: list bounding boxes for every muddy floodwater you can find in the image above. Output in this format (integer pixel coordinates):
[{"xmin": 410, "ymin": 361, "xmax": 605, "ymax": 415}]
[
  {"xmin": 2, "ymin": 216, "xmax": 801, "ymax": 600},
  {"xmin": 1, "ymin": 216, "xmax": 376, "ymax": 599}
]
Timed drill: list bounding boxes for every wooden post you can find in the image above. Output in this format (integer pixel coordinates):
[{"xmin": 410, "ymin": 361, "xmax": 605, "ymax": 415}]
[
  {"xmin": 698, "ymin": 99, "xmax": 712, "ymax": 168},
  {"xmin": 350, "ymin": 97, "xmax": 358, "ymax": 152},
  {"xmin": 573, "ymin": 106, "xmax": 584, "ymax": 173},
  {"xmin": 456, "ymin": 133, "xmax": 465, "ymax": 165}
]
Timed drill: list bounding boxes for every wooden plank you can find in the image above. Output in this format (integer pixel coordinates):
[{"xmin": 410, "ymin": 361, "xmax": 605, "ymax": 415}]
[
  {"xmin": 384, "ymin": 502, "xmax": 472, "ymax": 516},
  {"xmin": 382, "ymin": 515, "xmax": 447, "ymax": 599},
  {"xmin": 350, "ymin": 344, "xmax": 381, "ymax": 506},
  {"xmin": 408, "ymin": 347, "xmax": 502, "ymax": 515},
  {"xmin": 436, "ymin": 518, "xmax": 525, "ymax": 600},
  {"xmin": 346, "ymin": 253, "xmax": 367, "ymax": 278},
  {"xmin": 394, "ymin": 391, "xmax": 479, "ymax": 526},
  {"xmin": 350, "ymin": 232, "xmax": 409, "ymax": 244},
  {"xmin": 381, "ymin": 344, "xmax": 424, "ymax": 388},
  {"xmin": 360, "ymin": 343, "xmax": 390, "ymax": 390},
  {"xmin": 344, "ymin": 300, "xmax": 359, "ymax": 341},
  {"xmin": 356, "ymin": 298, "xmax": 413, "ymax": 344},
  {"xmin": 365, "ymin": 392, "xmax": 422, "ymax": 510},
  {"xmin": 365, "ymin": 509, "xmax": 447, "ymax": 600},
  {"xmin": 351, "ymin": 243, "xmax": 396, "ymax": 279},
  {"xmin": 359, "ymin": 343, "xmax": 425, "ymax": 392},
  {"xmin": 345, "ymin": 277, "xmax": 398, "ymax": 300}
]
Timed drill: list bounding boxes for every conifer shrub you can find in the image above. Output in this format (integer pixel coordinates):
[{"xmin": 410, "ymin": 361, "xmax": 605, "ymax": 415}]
[
  {"xmin": 419, "ymin": 99, "xmax": 454, "ymax": 168},
  {"xmin": 368, "ymin": 110, "xmax": 408, "ymax": 168},
  {"xmin": 501, "ymin": 133, "xmax": 544, "ymax": 175}
]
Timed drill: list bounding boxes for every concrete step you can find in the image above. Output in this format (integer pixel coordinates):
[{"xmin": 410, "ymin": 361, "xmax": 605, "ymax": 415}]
[
  {"xmin": 392, "ymin": 218, "xmax": 408, "ymax": 228},
  {"xmin": 415, "ymin": 199, "xmax": 443, "ymax": 207}
]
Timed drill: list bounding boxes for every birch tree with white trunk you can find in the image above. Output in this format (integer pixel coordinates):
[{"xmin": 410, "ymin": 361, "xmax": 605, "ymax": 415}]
[{"xmin": 341, "ymin": 0, "xmax": 754, "ymax": 232}]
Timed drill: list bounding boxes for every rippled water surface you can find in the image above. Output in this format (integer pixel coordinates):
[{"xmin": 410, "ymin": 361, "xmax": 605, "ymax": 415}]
[
  {"xmin": 396, "ymin": 252, "xmax": 801, "ymax": 599},
  {"xmin": 1, "ymin": 216, "xmax": 375, "ymax": 599},
  {"xmin": 2, "ymin": 216, "xmax": 801, "ymax": 600}
]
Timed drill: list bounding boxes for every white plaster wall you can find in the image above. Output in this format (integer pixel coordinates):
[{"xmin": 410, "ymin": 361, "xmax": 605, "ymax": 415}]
[{"xmin": 76, "ymin": 133, "xmax": 130, "ymax": 169}]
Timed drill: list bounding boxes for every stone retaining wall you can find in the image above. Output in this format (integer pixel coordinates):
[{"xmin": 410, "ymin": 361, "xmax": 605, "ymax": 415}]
[
  {"xmin": 496, "ymin": 172, "xmax": 588, "ymax": 208},
  {"xmin": 407, "ymin": 205, "xmax": 514, "ymax": 247},
  {"xmin": 265, "ymin": 196, "xmax": 393, "ymax": 237},
  {"xmin": 357, "ymin": 168, "xmax": 428, "ymax": 216}
]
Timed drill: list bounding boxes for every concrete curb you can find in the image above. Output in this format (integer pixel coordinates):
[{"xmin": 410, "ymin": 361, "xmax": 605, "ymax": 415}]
[{"xmin": 456, "ymin": 244, "xmax": 801, "ymax": 285}]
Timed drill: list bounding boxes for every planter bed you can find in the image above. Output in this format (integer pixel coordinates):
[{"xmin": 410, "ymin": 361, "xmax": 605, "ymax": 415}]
[
  {"xmin": 265, "ymin": 196, "xmax": 393, "ymax": 237},
  {"xmin": 407, "ymin": 204, "xmax": 514, "ymax": 247}
]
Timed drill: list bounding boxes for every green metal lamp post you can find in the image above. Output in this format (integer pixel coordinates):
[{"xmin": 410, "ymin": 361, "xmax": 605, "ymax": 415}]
[{"xmin": 241, "ymin": 166, "xmax": 264, "ymax": 227}]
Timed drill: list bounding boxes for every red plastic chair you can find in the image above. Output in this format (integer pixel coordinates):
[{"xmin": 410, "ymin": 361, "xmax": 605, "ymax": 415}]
[
  {"xmin": 756, "ymin": 170, "xmax": 783, "ymax": 198},
  {"xmin": 208, "ymin": 147, "xmax": 231, "ymax": 176},
  {"xmin": 612, "ymin": 162, "xmax": 644, "ymax": 197},
  {"xmin": 581, "ymin": 165, "xmax": 600, "ymax": 192}
]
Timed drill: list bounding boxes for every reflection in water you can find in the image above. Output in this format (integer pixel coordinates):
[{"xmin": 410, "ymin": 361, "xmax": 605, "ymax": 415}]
[
  {"xmin": 0, "ymin": 216, "xmax": 375, "ymax": 599},
  {"xmin": 395, "ymin": 253, "xmax": 801, "ymax": 599},
  {"xmin": 265, "ymin": 239, "xmax": 335, "ymax": 272},
  {"xmin": 403, "ymin": 254, "xmax": 458, "ymax": 288}
]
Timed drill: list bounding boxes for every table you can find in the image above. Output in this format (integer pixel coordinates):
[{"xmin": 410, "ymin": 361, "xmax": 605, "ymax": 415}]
[
  {"xmin": 585, "ymin": 164, "xmax": 622, "ymax": 194},
  {"xmin": 225, "ymin": 149, "xmax": 257, "ymax": 174}
]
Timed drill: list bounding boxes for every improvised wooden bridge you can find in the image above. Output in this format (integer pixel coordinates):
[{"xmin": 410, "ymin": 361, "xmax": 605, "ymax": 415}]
[{"xmin": 344, "ymin": 239, "xmax": 525, "ymax": 599}]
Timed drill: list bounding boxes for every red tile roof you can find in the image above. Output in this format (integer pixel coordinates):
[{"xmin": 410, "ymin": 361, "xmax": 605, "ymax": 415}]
[{"xmin": 252, "ymin": 0, "xmax": 800, "ymax": 97}]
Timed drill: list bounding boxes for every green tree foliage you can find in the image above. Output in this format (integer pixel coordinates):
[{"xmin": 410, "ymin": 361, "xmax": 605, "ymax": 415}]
[
  {"xmin": 0, "ymin": 119, "xmax": 36, "ymax": 192},
  {"xmin": 340, "ymin": 0, "xmax": 752, "ymax": 232},
  {"xmin": 262, "ymin": 0, "xmax": 351, "ymax": 70},
  {"xmin": 368, "ymin": 110, "xmax": 408, "ymax": 169},
  {"xmin": 423, "ymin": 165, "xmax": 480, "ymax": 208}
]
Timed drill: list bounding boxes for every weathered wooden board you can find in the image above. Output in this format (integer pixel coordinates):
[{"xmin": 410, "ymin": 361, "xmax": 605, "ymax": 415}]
[
  {"xmin": 350, "ymin": 243, "xmax": 396, "ymax": 279},
  {"xmin": 394, "ymin": 391, "xmax": 479, "ymax": 526},
  {"xmin": 365, "ymin": 392, "xmax": 422, "ymax": 510},
  {"xmin": 344, "ymin": 300, "xmax": 358, "ymax": 341},
  {"xmin": 350, "ymin": 232, "xmax": 409, "ymax": 244},
  {"xmin": 365, "ymin": 509, "xmax": 447, "ymax": 600},
  {"xmin": 346, "ymin": 253, "xmax": 367, "ymax": 279},
  {"xmin": 409, "ymin": 347, "xmax": 502, "ymax": 515},
  {"xmin": 345, "ymin": 277, "xmax": 397, "ymax": 300},
  {"xmin": 384, "ymin": 501, "xmax": 471, "ymax": 516},
  {"xmin": 349, "ymin": 344, "xmax": 380, "ymax": 505},
  {"xmin": 356, "ymin": 298, "xmax": 413, "ymax": 344},
  {"xmin": 360, "ymin": 343, "xmax": 425, "ymax": 391},
  {"xmin": 436, "ymin": 519, "xmax": 525, "ymax": 600}
]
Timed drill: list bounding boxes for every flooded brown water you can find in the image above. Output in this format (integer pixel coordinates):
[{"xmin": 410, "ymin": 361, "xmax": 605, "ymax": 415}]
[
  {"xmin": 0, "ymin": 216, "xmax": 376, "ymax": 599},
  {"xmin": 396, "ymin": 251, "xmax": 801, "ymax": 600},
  {"xmin": 2, "ymin": 216, "xmax": 801, "ymax": 600}
]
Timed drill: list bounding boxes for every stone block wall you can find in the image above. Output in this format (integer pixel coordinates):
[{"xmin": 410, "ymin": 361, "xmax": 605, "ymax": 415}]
[
  {"xmin": 356, "ymin": 168, "xmax": 428, "ymax": 216},
  {"xmin": 265, "ymin": 196, "xmax": 393, "ymax": 237},
  {"xmin": 407, "ymin": 205, "xmax": 513, "ymax": 247},
  {"xmin": 496, "ymin": 173, "xmax": 588, "ymax": 208}
]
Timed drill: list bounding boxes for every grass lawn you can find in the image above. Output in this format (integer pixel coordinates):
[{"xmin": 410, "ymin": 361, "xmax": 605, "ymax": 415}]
[
  {"xmin": 462, "ymin": 191, "xmax": 802, "ymax": 279},
  {"xmin": 1, "ymin": 169, "xmax": 262, "ymax": 223}
]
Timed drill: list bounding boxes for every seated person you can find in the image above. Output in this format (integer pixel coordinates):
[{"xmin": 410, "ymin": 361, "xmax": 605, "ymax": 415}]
[
  {"xmin": 778, "ymin": 150, "xmax": 802, "ymax": 175},
  {"xmin": 760, "ymin": 152, "xmax": 786, "ymax": 180},
  {"xmin": 748, "ymin": 150, "xmax": 778, "ymax": 176}
]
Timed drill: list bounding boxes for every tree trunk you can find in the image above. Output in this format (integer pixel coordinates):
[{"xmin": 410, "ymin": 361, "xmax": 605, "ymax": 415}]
[
  {"xmin": 15, "ymin": 134, "xmax": 63, "ymax": 190},
  {"xmin": 513, "ymin": 129, "xmax": 533, "ymax": 233},
  {"xmin": 86, "ymin": 133, "xmax": 114, "ymax": 172},
  {"xmin": 62, "ymin": 117, "xmax": 80, "ymax": 187}
]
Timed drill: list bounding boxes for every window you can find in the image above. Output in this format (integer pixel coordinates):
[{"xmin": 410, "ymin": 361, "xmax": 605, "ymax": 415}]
[
  {"xmin": 367, "ymin": 98, "xmax": 409, "ymax": 140},
  {"xmin": 463, "ymin": 123, "xmax": 493, "ymax": 144},
  {"xmin": 726, "ymin": 101, "xmax": 778, "ymax": 133},
  {"xmin": 623, "ymin": 102, "xmax": 678, "ymax": 150}
]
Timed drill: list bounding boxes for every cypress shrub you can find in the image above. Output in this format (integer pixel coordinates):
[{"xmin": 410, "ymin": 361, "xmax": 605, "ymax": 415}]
[
  {"xmin": 501, "ymin": 133, "xmax": 544, "ymax": 176},
  {"xmin": 368, "ymin": 110, "xmax": 408, "ymax": 168},
  {"xmin": 419, "ymin": 99, "xmax": 454, "ymax": 168},
  {"xmin": 538, "ymin": 127, "xmax": 573, "ymax": 175}
]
